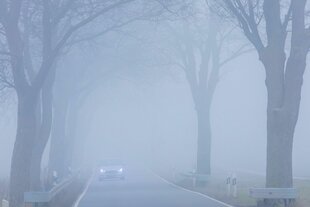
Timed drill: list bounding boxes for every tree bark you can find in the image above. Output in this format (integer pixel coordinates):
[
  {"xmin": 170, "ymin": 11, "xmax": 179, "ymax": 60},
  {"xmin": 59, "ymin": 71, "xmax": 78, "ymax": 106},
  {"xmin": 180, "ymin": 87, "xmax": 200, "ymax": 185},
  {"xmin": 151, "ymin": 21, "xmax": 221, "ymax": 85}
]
[
  {"xmin": 30, "ymin": 73, "xmax": 54, "ymax": 191},
  {"xmin": 196, "ymin": 101, "xmax": 212, "ymax": 175},
  {"xmin": 9, "ymin": 92, "xmax": 37, "ymax": 207},
  {"xmin": 261, "ymin": 35, "xmax": 308, "ymax": 188}
]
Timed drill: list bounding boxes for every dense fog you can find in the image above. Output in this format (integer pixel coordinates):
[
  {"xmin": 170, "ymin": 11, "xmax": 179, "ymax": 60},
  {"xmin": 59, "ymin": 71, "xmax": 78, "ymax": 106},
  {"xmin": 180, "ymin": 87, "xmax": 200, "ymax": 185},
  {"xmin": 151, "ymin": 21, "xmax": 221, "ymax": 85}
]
[
  {"xmin": 1, "ymin": 1, "xmax": 310, "ymax": 206},
  {"xmin": 1, "ymin": 32, "xmax": 310, "ymax": 177}
]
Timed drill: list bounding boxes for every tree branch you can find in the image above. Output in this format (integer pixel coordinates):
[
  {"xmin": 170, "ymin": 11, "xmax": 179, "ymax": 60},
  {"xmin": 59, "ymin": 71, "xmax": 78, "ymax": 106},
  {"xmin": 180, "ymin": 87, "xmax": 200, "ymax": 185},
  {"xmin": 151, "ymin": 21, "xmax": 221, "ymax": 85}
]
[
  {"xmin": 66, "ymin": 16, "xmax": 141, "ymax": 46},
  {"xmin": 32, "ymin": 0, "xmax": 135, "ymax": 91},
  {"xmin": 54, "ymin": 0, "xmax": 135, "ymax": 56},
  {"xmin": 223, "ymin": 0, "xmax": 264, "ymax": 53},
  {"xmin": 220, "ymin": 44, "xmax": 254, "ymax": 67}
]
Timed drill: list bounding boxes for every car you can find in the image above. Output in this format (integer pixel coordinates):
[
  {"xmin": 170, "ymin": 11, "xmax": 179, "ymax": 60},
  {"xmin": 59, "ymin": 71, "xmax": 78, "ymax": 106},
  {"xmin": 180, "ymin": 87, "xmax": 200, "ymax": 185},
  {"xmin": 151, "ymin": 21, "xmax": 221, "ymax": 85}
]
[{"xmin": 98, "ymin": 159, "xmax": 125, "ymax": 181}]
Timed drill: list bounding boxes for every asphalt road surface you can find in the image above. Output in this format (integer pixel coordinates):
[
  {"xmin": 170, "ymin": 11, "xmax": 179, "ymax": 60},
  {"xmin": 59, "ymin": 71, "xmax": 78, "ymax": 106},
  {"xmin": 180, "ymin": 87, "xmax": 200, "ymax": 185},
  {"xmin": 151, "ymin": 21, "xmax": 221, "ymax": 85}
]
[{"xmin": 75, "ymin": 167, "xmax": 232, "ymax": 207}]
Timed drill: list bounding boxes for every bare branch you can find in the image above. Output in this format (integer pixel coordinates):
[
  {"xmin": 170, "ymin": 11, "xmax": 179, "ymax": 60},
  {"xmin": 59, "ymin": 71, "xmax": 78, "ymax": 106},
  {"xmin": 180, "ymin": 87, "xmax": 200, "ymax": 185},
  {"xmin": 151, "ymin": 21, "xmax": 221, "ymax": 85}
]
[
  {"xmin": 66, "ymin": 16, "xmax": 141, "ymax": 46},
  {"xmin": 54, "ymin": 0, "xmax": 135, "ymax": 56},
  {"xmin": 32, "ymin": 0, "xmax": 135, "ymax": 91},
  {"xmin": 223, "ymin": 0, "xmax": 264, "ymax": 53},
  {"xmin": 220, "ymin": 44, "xmax": 254, "ymax": 67}
]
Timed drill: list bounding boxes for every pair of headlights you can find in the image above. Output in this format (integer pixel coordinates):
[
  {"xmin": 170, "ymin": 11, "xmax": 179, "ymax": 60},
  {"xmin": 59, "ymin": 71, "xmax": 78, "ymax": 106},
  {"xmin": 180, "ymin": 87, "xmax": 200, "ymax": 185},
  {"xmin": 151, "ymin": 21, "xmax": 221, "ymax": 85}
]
[{"xmin": 100, "ymin": 168, "xmax": 123, "ymax": 173}]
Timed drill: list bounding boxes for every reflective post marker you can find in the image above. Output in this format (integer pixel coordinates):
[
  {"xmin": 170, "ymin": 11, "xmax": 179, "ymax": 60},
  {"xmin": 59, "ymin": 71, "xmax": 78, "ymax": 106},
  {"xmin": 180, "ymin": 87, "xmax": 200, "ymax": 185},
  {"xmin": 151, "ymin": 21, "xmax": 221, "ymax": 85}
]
[
  {"xmin": 226, "ymin": 175, "xmax": 231, "ymax": 197},
  {"xmin": 232, "ymin": 174, "xmax": 237, "ymax": 198}
]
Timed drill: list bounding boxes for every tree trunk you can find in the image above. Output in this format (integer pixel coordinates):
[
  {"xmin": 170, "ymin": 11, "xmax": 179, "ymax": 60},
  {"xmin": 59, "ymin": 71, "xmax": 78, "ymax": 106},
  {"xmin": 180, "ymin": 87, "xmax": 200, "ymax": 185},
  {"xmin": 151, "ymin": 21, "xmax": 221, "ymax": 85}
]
[
  {"xmin": 9, "ymin": 92, "xmax": 37, "ymax": 207},
  {"xmin": 196, "ymin": 100, "xmax": 212, "ymax": 175},
  {"xmin": 30, "ymin": 87, "xmax": 53, "ymax": 190},
  {"xmin": 30, "ymin": 67, "xmax": 55, "ymax": 191},
  {"xmin": 262, "ymin": 44, "xmax": 307, "ymax": 188},
  {"xmin": 266, "ymin": 110, "xmax": 294, "ymax": 188}
]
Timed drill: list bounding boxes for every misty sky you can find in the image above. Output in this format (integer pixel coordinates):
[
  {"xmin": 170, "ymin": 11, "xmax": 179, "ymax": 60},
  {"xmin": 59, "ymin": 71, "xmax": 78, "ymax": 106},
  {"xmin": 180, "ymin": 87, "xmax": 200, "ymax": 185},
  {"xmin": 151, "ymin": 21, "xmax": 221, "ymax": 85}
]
[{"xmin": 0, "ymin": 19, "xmax": 310, "ymax": 179}]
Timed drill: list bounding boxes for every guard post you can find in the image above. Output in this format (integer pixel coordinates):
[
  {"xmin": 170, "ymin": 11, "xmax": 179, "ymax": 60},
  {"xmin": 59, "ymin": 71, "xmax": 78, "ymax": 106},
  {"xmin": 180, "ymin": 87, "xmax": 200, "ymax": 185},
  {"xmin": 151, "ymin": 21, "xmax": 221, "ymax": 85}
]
[
  {"xmin": 226, "ymin": 175, "xmax": 231, "ymax": 197},
  {"xmin": 232, "ymin": 174, "xmax": 237, "ymax": 198}
]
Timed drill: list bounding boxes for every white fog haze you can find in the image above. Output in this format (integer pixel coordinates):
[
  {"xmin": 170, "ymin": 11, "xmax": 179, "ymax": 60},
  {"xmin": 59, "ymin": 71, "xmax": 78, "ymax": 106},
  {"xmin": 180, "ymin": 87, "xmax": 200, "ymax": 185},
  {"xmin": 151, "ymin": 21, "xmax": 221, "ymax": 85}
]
[
  {"xmin": 1, "ymin": 1, "xmax": 310, "ymax": 207},
  {"xmin": 2, "ymin": 53, "xmax": 309, "ymax": 177}
]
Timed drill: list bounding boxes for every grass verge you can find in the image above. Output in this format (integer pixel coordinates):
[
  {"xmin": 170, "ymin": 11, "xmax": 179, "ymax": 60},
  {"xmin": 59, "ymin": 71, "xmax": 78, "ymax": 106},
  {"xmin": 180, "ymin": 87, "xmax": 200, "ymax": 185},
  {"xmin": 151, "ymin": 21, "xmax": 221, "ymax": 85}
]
[{"xmin": 163, "ymin": 171, "xmax": 310, "ymax": 207}]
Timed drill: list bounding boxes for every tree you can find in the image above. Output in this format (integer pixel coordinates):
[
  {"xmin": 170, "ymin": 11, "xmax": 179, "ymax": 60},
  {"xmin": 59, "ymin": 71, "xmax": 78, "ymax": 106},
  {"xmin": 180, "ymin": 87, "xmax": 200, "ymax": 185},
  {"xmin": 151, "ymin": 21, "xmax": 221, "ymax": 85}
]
[
  {"xmin": 160, "ymin": 4, "xmax": 250, "ymax": 176},
  {"xmin": 169, "ymin": 16, "xmax": 220, "ymax": 176},
  {"xmin": 214, "ymin": 0, "xmax": 310, "ymax": 188}
]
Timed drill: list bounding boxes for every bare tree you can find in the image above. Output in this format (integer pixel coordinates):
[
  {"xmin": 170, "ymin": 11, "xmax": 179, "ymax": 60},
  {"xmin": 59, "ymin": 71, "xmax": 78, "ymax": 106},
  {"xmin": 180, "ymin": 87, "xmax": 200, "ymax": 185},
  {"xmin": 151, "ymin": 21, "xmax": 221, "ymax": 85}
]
[
  {"xmin": 213, "ymin": 0, "xmax": 310, "ymax": 188},
  {"xmin": 168, "ymin": 16, "xmax": 221, "ymax": 177},
  {"xmin": 160, "ymin": 4, "xmax": 251, "ymax": 178}
]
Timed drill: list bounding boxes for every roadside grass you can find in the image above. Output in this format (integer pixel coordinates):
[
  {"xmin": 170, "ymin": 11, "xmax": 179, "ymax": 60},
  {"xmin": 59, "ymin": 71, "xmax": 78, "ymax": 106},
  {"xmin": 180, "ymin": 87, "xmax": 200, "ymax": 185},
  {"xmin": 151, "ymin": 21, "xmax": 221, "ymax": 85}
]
[
  {"xmin": 162, "ymin": 170, "xmax": 310, "ymax": 207},
  {"xmin": 294, "ymin": 179, "xmax": 310, "ymax": 207}
]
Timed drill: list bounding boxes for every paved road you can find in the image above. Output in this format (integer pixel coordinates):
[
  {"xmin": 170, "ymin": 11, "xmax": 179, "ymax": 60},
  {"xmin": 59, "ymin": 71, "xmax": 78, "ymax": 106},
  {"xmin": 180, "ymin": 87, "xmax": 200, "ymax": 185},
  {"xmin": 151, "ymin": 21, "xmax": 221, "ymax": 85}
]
[{"xmin": 76, "ymin": 167, "xmax": 231, "ymax": 207}]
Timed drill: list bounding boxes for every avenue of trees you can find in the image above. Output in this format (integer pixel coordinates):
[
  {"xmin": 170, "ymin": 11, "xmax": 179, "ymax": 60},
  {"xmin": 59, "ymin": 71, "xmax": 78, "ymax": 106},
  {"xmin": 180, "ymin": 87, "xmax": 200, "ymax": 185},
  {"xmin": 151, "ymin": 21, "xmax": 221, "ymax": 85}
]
[
  {"xmin": 0, "ymin": 1, "xmax": 187, "ymax": 206},
  {"xmin": 0, "ymin": 0, "xmax": 309, "ymax": 206}
]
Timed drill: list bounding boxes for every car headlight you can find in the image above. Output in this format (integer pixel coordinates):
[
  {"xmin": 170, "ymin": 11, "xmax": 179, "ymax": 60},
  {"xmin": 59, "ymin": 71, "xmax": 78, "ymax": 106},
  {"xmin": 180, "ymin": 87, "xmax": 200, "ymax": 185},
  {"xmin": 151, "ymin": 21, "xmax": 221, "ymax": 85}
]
[
  {"xmin": 118, "ymin": 168, "xmax": 123, "ymax": 172},
  {"xmin": 100, "ymin": 169, "xmax": 105, "ymax": 173}
]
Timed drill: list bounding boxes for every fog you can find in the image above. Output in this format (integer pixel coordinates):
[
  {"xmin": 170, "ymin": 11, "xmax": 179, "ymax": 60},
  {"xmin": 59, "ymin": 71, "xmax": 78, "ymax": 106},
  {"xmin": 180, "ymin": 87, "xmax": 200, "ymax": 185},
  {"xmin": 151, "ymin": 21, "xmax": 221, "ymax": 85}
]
[
  {"xmin": 74, "ymin": 49, "xmax": 310, "ymax": 177},
  {"xmin": 1, "ymin": 37, "xmax": 310, "ymax": 177},
  {"xmin": 1, "ymin": 1, "xmax": 310, "ymax": 206}
]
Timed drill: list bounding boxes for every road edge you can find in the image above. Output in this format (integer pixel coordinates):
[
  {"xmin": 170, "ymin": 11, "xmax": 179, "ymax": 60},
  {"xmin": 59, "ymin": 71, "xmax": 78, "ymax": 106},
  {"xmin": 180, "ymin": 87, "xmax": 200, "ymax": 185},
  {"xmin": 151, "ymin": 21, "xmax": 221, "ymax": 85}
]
[
  {"xmin": 150, "ymin": 171, "xmax": 235, "ymax": 207},
  {"xmin": 73, "ymin": 175, "xmax": 93, "ymax": 207}
]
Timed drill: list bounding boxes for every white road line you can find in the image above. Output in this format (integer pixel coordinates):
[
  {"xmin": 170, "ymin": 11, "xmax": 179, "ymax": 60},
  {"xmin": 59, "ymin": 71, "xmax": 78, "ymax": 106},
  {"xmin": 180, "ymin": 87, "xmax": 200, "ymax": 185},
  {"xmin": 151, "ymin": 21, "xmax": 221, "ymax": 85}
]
[
  {"xmin": 73, "ymin": 175, "xmax": 93, "ymax": 207},
  {"xmin": 151, "ymin": 171, "xmax": 234, "ymax": 207}
]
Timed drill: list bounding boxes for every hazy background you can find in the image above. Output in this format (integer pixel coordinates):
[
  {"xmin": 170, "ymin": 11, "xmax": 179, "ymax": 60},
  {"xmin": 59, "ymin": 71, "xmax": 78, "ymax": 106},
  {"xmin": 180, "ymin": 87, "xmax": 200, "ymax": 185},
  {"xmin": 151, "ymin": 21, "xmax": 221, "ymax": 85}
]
[{"xmin": 0, "ymin": 21, "xmax": 310, "ymax": 179}]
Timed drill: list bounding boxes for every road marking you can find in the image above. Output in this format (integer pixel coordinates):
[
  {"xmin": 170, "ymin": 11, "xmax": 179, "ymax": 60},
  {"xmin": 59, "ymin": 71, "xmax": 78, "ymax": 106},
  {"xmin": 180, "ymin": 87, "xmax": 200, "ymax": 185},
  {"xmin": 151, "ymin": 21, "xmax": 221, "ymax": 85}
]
[
  {"xmin": 73, "ymin": 175, "xmax": 93, "ymax": 207},
  {"xmin": 151, "ymin": 171, "xmax": 234, "ymax": 207}
]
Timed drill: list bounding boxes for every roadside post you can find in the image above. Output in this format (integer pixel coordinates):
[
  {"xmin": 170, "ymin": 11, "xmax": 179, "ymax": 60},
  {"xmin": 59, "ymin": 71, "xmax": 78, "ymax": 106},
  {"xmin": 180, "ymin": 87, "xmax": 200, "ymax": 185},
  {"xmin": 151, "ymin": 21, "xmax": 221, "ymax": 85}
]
[
  {"xmin": 2, "ymin": 199, "xmax": 9, "ymax": 207},
  {"xmin": 226, "ymin": 175, "xmax": 231, "ymax": 197},
  {"xmin": 232, "ymin": 174, "xmax": 237, "ymax": 198},
  {"xmin": 52, "ymin": 171, "xmax": 58, "ymax": 186}
]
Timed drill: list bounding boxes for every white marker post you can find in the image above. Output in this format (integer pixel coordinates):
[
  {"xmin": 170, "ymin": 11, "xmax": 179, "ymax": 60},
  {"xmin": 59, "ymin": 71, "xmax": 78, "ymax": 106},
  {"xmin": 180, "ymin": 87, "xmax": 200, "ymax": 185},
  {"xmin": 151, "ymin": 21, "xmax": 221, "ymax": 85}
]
[
  {"xmin": 52, "ymin": 170, "xmax": 58, "ymax": 186},
  {"xmin": 226, "ymin": 175, "xmax": 231, "ymax": 197},
  {"xmin": 2, "ymin": 199, "xmax": 9, "ymax": 207},
  {"xmin": 232, "ymin": 174, "xmax": 237, "ymax": 198}
]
